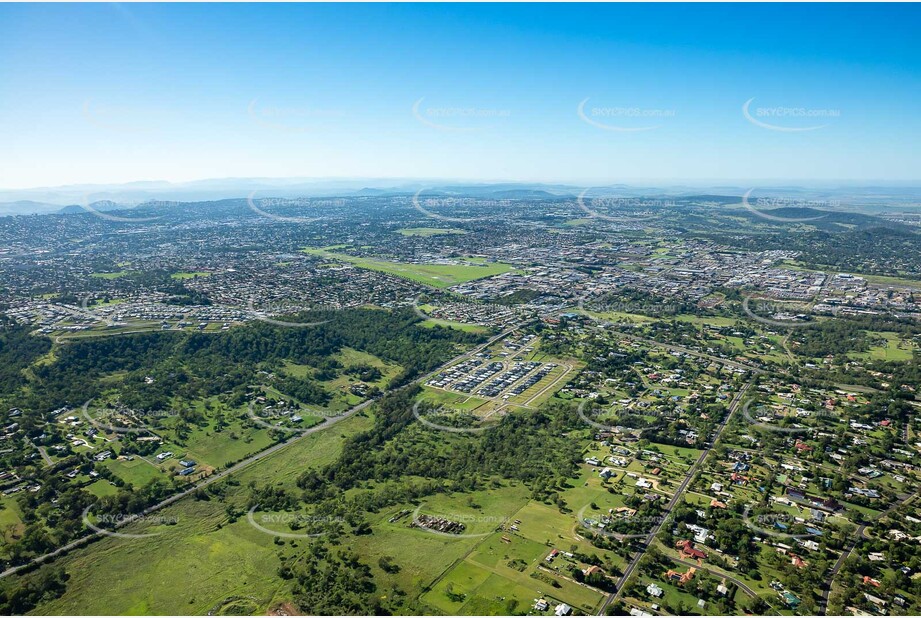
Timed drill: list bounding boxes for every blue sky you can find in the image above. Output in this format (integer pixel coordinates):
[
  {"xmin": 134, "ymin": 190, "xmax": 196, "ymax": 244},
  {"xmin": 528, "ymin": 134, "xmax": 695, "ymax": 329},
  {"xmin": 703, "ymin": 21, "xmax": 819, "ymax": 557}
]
[{"xmin": 0, "ymin": 3, "xmax": 918, "ymax": 188}]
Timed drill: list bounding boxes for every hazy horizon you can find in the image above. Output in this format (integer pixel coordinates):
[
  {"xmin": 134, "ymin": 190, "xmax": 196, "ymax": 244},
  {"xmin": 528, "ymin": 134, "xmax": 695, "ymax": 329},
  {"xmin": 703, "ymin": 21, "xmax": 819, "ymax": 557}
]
[{"xmin": 6, "ymin": 175, "xmax": 921, "ymax": 193}]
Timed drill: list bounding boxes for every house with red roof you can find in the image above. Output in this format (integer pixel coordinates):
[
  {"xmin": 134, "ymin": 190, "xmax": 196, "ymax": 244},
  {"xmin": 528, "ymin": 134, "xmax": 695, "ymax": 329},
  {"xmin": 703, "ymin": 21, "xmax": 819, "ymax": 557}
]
[
  {"xmin": 790, "ymin": 555, "xmax": 808, "ymax": 569},
  {"xmin": 676, "ymin": 540, "xmax": 707, "ymax": 560}
]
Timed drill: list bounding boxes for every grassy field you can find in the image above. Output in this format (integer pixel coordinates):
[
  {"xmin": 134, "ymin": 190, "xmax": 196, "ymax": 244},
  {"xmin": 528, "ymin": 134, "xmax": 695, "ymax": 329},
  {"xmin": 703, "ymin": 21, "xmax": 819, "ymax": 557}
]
[
  {"xmin": 303, "ymin": 247, "xmax": 515, "ymax": 288},
  {"xmin": 418, "ymin": 386, "xmax": 489, "ymax": 412},
  {"xmin": 170, "ymin": 271, "xmax": 211, "ymax": 280},
  {"xmin": 86, "ymin": 397, "xmax": 282, "ymax": 476},
  {"xmin": 102, "ymin": 457, "xmax": 165, "ymax": 488},
  {"xmin": 849, "ymin": 331, "xmax": 916, "ymax": 361},
  {"xmin": 85, "ymin": 479, "xmax": 120, "ymax": 498},
  {"xmin": 396, "ymin": 227, "xmax": 467, "ymax": 237},
  {"xmin": 415, "ymin": 304, "xmax": 492, "ymax": 333},
  {"xmin": 419, "ymin": 318, "xmax": 491, "ymax": 333},
  {"xmin": 0, "ymin": 497, "xmax": 25, "ymax": 552},
  {"xmin": 279, "ymin": 348, "xmax": 403, "ymax": 412},
  {"xmin": 86, "ymin": 298, "xmax": 127, "ymax": 308},
  {"xmin": 28, "ymin": 411, "xmax": 375, "ymax": 615},
  {"xmin": 779, "ymin": 260, "xmax": 921, "ymax": 288},
  {"xmin": 170, "ymin": 417, "xmax": 276, "ymax": 470},
  {"xmin": 335, "ymin": 347, "xmax": 403, "ymax": 385},
  {"xmin": 89, "ymin": 271, "xmax": 130, "ymax": 279},
  {"xmin": 413, "ymin": 487, "xmax": 608, "ymax": 616},
  {"xmin": 675, "ymin": 315, "xmax": 739, "ymax": 327}
]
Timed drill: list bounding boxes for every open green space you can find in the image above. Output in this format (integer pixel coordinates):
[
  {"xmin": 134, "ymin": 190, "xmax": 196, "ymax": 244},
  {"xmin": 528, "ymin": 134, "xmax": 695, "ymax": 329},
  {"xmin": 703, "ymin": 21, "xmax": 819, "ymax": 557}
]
[
  {"xmin": 419, "ymin": 318, "xmax": 491, "ymax": 333},
  {"xmin": 849, "ymin": 331, "xmax": 916, "ymax": 361},
  {"xmin": 24, "ymin": 412, "xmax": 375, "ymax": 615},
  {"xmin": 303, "ymin": 247, "xmax": 516, "ymax": 288},
  {"xmin": 169, "ymin": 271, "xmax": 211, "ymax": 280},
  {"xmin": 89, "ymin": 271, "xmax": 130, "ymax": 279},
  {"xmin": 396, "ymin": 227, "xmax": 468, "ymax": 237},
  {"xmin": 779, "ymin": 260, "xmax": 921, "ymax": 288}
]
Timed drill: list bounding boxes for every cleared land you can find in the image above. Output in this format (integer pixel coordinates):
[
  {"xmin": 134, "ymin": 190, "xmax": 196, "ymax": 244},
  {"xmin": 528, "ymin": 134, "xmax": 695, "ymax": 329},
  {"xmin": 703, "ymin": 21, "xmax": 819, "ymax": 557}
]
[
  {"xmin": 24, "ymin": 411, "xmax": 375, "ymax": 616},
  {"xmin": 303, "ymin": 247, "xmax": 515, "ymax": 288},
  {"xmin": 396, "ymin": 227, "xmax": 468, "ymax": 237}
]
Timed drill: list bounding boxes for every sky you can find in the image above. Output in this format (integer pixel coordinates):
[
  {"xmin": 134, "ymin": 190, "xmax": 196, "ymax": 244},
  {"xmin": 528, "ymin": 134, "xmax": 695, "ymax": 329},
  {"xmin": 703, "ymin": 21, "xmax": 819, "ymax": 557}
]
[{"xmin": 0, "ymin": 2, "xmax": 919, "ymax": 189}]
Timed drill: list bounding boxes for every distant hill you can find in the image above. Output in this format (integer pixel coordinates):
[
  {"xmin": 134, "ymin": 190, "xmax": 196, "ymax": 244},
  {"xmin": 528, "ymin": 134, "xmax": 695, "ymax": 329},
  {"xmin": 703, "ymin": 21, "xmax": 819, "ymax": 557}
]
[
  {"xmin": 679, "ymin": 195, "xmax": 748, "ymax": 206},
  {"xmin": 730, "ymin": 205, "xmax": 914, "ymax": 232},
  {"xmin": 0, "ymin": 200, "xmax": 66, "ymax": 216},
  {"xmin": 1, "ymin": 178, "xmax": 918, "ymax": 216},
  {"xmin": 57, "ymin": 200, "xmax": 137, "ymax": 215}
]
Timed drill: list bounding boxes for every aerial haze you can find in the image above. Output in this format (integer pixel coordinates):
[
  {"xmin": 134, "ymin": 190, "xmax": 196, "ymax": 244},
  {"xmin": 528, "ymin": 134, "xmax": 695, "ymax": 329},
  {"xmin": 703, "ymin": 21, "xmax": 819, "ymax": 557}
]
[{"xmin": 0, "ymin": 3, "xmax": 920, "ymax": 618}]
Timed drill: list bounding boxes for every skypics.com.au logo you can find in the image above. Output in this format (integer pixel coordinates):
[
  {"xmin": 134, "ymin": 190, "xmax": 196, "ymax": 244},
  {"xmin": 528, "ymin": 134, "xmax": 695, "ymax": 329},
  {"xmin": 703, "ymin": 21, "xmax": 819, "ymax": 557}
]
[
  {"xmin": 246, "ymin": 192, "xmax": 335, "ymax": 224},
  {"xmin": 742, "ymin": 97, "xmax": 840, "ymax": 132},
  {"xmin": 245, "ymin": 298, "xmax": 336, "ymax": 328},
  {"xmin": 246, "ymin": 508, "xmax": 345, "ymax": 539},
  {"xmin": 247, "ymin": 99, "xmax": 345, "ymax": 133},
  {"xmin": 412, "ymin": 97, "xmax": 511, "ymax": 132},
  {"xmin": 78, "ymin": 195, "xmax": 175, "ymax": 223},
  {"xmin": 576, "ymin": 505, "xmax": 669, "ymax": 541},
  {"xmin": 81, "ymin": 399, "xmax": 179, "ymax": 435},
  {"xmin": 577, "ymin": 98, "xmax": 676, "ymax": 132},
  {"xmin": 246, "ymin": 402, "xmax": 324, "ymax": 435},
  {"xmin": 409, "ymin": 503, "xmax": 509, "ymax": 538},
  {"xmin": 741, "ymin": 399, "xmax": 836, "ymax": 434},
  {"xmin": 741, "ymin": 295, "xmax": 816, "ymax": 329},
  {"xmin": 741, "ymin": 506, "xmax": 822, "ymax": 541},
  {"xmin": 576, "ymin": 400, "xmax": 628, "ymax": 434},
  {"xmin": 577, "ymin": 295, "xmax": 680, "ymax": 318},
  {"xmin": 576, "ymin": 190, "xmax": 665, "ymax": 224},
  {"xmin": 411, "ymin": 401, "xmax": 494, "ymax": 435},
  {"xmin": 411, "ymin": 190, "xmax": 500, "ymax": 223},
  {"xmin": 82, "ymin": 507, "xmax": 178, "ymax": 539},
  {"xmin": 740, "ymin": 189, "xmax": 832, "ymax": 223}
]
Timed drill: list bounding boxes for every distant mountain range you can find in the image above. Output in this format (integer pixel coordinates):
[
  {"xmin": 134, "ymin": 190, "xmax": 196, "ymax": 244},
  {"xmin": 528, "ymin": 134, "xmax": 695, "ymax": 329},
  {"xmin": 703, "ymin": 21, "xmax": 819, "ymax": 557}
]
[
  {"xmin": 0, "ymin": 177, "xmax": 918, "ymax": 216},
  {"xmin": 0, "ymin": 200, "xmax": 67, "ymax": 216}
]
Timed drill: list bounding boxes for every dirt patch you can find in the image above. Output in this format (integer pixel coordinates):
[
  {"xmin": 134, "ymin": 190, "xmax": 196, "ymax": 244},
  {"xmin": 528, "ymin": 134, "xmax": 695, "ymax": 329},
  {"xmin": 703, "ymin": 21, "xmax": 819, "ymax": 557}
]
[{"xmin": 268, "ymin": 601, "xmax": 300, "ymax": 616}]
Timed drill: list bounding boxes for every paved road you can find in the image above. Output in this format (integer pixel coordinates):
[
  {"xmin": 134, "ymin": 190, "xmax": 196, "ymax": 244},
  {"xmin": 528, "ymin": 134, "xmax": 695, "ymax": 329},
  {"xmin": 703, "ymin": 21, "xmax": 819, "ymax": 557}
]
[
  {"xmin": 523, "ymin": 362, "xmax": 575, "ymax": 405},
  {"xmin": 817, "ymin": 523, "xmax": 865, "ymax": 613},
  {"xmin": 570, "ymin": 309, "xmax": 765, "ymax": 376},
  {"xmin": 669, "ymin": 556, "xmax": 763, "ymax": 601},
  {"xmin": 598, "ymin": 380, "xmax": 752, "ymax": 614},
  {"xmin": 818, "ymin": 491, "xmax": 918, "ymax": 614},
  {"xmin": 0, "ymin": 396, "xmax": 376, "ymax": 580},
  {"xmin": 610, "ymin": 330, "xmax": 765, "ymax": 375},
  {"xmin": 0, "ymin": 321, "xmax": 528, "ymax": 580},
  {"xmin": 26, "ymin": 438, "xmax": 53, "ymax": 467}
]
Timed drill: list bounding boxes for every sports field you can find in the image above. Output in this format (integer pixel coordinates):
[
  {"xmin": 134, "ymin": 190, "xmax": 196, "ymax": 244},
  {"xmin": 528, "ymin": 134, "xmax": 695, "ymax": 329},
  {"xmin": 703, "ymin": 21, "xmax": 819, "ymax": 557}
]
[{"xmin": 303, "ymin": 247, "xmax": 515, "ymax": 288}]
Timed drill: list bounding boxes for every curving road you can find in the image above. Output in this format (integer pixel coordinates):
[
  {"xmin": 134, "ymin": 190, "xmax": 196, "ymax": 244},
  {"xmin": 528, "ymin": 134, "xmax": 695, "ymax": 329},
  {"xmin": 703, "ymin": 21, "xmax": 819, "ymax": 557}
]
[
  {"xmin": 818, "ymin": 490, "xmax": 918, "ymax": 614},
  {"xmin": 669, "ymin": 556, "xmax": 763, "ymax": 601}
]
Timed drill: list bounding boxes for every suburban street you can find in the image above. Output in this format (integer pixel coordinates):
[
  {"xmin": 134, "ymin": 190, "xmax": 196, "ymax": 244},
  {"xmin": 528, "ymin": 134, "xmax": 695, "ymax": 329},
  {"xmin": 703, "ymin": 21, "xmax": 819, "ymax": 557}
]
[{"xmin": 598, "ymin": 379, "xmax": 753, "ymax": 614}]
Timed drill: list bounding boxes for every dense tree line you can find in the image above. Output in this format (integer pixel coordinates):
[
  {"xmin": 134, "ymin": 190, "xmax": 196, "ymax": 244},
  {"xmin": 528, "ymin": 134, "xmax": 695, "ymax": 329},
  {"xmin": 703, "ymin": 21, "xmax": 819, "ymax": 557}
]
[
  {"xmin": 0, "ymin": 320, "xmax": 51, "ymax": 395},
  {"xmin": 20, "ymin": 307, "xmax": 481, "ymax": 414},
  {"xmin": 299, "ymin": 388, "xmax": 584, "ymax": 500}
]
